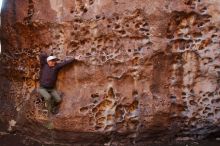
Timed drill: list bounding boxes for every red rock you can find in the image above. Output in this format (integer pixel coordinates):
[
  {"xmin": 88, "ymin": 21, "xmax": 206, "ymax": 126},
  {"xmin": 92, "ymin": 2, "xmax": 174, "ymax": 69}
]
[{"xmin": 0, "ymin": 0, "xmax": 220, "ymax": 145}]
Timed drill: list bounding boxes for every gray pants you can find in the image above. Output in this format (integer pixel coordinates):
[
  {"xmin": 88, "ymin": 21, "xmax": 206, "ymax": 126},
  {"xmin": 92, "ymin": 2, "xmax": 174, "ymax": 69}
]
[
  {"xmin": 38, "ymin": 87, "xmax": 61, "ymax": 111},
  {"xmin": 38, "ymin": 87, "xmax": 61, "ymax": 102}
]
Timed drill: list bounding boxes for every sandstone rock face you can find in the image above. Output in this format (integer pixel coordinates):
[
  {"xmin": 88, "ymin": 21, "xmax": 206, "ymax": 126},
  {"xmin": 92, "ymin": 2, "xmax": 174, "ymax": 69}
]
[{"xmin": 0, "ymin": 0, "xmax": 220, "ymax": 145}]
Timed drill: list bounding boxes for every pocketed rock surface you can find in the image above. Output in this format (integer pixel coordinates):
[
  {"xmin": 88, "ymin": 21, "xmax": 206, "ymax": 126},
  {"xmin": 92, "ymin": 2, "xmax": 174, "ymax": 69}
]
[{"xmin": 0, "ymin": 0, "xmax": 220, "ymax": 145}]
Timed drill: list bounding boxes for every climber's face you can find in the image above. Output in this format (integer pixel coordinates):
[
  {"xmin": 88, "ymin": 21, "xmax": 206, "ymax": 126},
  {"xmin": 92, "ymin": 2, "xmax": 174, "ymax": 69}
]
[{"xmin": 47, "ymin": 60, "xmax": 57, "ymax": 67}]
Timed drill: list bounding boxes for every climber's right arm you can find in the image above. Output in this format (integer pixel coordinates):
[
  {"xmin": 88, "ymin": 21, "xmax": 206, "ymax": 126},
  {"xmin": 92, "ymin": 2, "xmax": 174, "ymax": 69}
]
[{"xmin": 39, "ymin": 53, "xmax": 48, "ymax": 67}]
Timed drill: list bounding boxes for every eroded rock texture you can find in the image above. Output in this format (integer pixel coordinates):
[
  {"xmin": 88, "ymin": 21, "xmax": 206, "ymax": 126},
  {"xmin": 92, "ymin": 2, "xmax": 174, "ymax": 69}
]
[{"xmin": 0, "ymin": 0, "xmax": 220, "ymax": 145}]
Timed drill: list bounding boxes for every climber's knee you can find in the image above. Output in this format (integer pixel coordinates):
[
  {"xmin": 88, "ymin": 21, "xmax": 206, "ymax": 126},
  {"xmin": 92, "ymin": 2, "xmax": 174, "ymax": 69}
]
[
  {"xmin": 51, "ymin": 89, "xmax": 62, "ymax": 103},
  {"xmin": 38, "ymin": 87, "xmax": 52, "ymax": 101}
]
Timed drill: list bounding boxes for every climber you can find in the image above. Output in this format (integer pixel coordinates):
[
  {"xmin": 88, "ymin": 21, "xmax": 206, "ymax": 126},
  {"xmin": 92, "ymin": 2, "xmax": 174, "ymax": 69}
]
[{"xmin": 38, "ymin": 52, "xmax": 81, "ymax": 114}]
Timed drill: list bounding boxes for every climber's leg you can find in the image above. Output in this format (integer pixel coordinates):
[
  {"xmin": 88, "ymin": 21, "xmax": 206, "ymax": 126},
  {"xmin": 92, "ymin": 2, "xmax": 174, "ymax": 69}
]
[
  {"xmin": 51, "ymin": 89, "xmax": 62, "ymax": 104},
  {"xmin": 38, "ymin": 87, "xmax": 52, "ymax": 112},
  {"xmin": 50, "ymin": 89, "xmax": 62, "ymax": 114}
]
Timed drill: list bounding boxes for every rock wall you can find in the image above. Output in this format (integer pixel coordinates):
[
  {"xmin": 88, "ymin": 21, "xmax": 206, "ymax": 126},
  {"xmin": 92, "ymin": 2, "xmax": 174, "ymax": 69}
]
[{"xmin": 0, "ymin": 0, "xmax": 220, "ymax": 145}]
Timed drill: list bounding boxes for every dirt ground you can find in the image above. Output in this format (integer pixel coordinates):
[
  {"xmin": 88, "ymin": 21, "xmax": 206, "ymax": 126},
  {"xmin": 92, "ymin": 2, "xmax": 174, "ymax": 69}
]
[{"xmin": 0, "ymin": 133, "xmax": 220, "ymax": 146}]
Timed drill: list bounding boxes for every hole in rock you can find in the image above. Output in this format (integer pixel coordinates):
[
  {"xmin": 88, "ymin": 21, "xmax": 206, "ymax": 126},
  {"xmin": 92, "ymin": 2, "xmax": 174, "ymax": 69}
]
[
  {"xmin": 132, "ymin": 90, "xmax": 138, "ymax": 98},
  {"xmin": 108, "ymin": 87, "xmax": 115, "ymax": 98},
  {"xmin": 80, "ymin": 6, "xmax": 88, "ymax": 13},
  {"xmin": 182, "ymin": 92, "xmax": 186, "ymax": 96},
  {"xmin": 207, "ymin": 113, "xmax": 214, "ymax": 118},
  {"xmin": 95, "ymin": 125, "xmax": 102, "ymax": 130},
  {"xmin": 211, "ymin": 98, "xmax": 220, "ymax": 104},
  {"xmin": 170, "ymin": 95, "xmax": 177, "ymax": 99},
  {"xmin": 118, "ymin": 30, "xmax": 126, "ymax": 34},
  {"xmin": 95, "ymin": 15, "xmax": 101, "ymax": 19},
  {"xmin": 89, "ymin": 0, "xmax": 94, "ymax": 5},
  {"xmin": 115, "ymin": 24, "xmax": 120, "ymax": 29},
  {"xmin": 70, "ymin": 10, "xmax": 74, "ymax": 13},
  {"xmin": 91, "ymin": 93, "xmax": 99, "ymax": 98},
  {"xmin": 140, "ymin": 28, "xmax": 149, "ymax": 32},
  {"xmin": 215, "ymin": 109, "xmax": 220, "ymax": 115},
  {"xmin": 135, "ymin": 23, "xmax": 141, "ymax": 28},
  {"xmin": 208, "ymin": 92, "xmax": 214, "ymax": 97},
  {"xmin": 143, "ymin": 22, "xmax": 148, "ymax": 27},
  {"xmin": 202, "ymin": 98, "xmax": 209, "ymax": 103},
  {"xmin": 80, "ymin": 107, "xmax": 88, "ymax": 113},
  {"xmin": 211, "ymin": 34, "xmax": 217, "ymax": 38},
  {"xmin": 204, "ymin": 107, "xmax": 211, "ymax": 111},
  {"xmin": 189, "ymin": 100, "xmax": 197, "ymax": 106}
]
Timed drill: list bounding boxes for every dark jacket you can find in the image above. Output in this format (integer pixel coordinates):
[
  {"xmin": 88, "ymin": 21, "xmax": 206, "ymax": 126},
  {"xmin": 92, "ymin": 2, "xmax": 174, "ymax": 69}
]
[{"xmin": 39, "ymin": 53, "xmax": 75, "ymax": 88}]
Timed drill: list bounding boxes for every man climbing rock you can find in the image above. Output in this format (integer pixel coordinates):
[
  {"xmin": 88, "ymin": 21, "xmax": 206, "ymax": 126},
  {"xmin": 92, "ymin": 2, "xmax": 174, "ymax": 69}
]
[{"xmin": 38, "ymin": 52, "xmax": 81, "ymax": 114}]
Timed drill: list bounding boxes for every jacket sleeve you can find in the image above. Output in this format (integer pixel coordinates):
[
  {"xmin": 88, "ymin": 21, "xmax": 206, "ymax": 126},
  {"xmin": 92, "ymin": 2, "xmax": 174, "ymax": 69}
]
[
  {"xmin": 40, "ymin": 53, "xmax": 48, "ymax": 67},
  {"xmin": 56, "ymin": 58, "xmax": 75, "ymax": 70}
]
